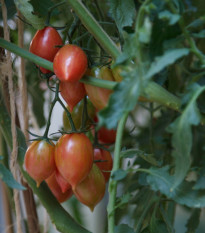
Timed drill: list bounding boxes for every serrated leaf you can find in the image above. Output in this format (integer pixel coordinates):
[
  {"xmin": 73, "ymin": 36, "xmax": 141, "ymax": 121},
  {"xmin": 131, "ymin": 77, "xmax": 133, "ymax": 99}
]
[
  {"xmin": 193, "ymin": 167, "xmax": 205, "ymax": 190},
  {"xmin": 121, "ymin": 149, "xmax": 159, "ymax": 166},
  {"xmin": 192, "ymin": 29, "xmax": 205, "ymax": 38},
  {"xmin": 145, "ymin": 48, "xmax": 189, "ymax": 80},
  {"xmin": 109, "ymin": 0, "xmax": 136, "ymax": 32},
  {"xmin": 0, "ymin": 164, "xmax": 25, "ymax": 190},
  {"xmin": 159, "ymin": 10, "xmax": 180, "ymax": 25},
  {"xmin": 112, "ymin": 169, "xmax": 128, "ymax": 181},
  {"xmin": 167, "ymin": 84, "xmax": 204, "ymax": 190},
  {"xmin": 29, "ymin": 0, "xmax": 58, "ymax": 18},
  {"xmin": 146, "ymin": 166, "xmax": 205, "ymax": 208},
  {"xmin": 14, "ymin": 0, "xmax": 44, "ymax": 29},
  {"xmin": 185, "ymin": 209, "xmax": 201, "ymax": 233},
  {"xmin": 114, "ymin": 224, "xmax": 135, "ymax": 233},
  {"xmin": 98, "ymin": 69, "xmax": 141, "ymax": 129}
]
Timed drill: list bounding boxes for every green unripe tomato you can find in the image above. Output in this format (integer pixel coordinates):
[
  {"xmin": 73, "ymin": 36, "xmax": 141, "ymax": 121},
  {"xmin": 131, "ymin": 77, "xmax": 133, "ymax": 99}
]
[{"xmin": 63, "ymin": 98, "xmax": 95, "ymax": 131}]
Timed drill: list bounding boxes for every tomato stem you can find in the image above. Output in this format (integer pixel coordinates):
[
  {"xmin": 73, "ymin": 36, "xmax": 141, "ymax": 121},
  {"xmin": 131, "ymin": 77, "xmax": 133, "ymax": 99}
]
[
  {"xmin": 107, "ymin": 112, "xmax": 129, "ymax": 233},
  {"xmin": 0, "ymin": 38, "xmax": 182, "ymax": 112},
  {"xmin": 66, "ymin": 0, "xmax": 120, "ymax": 59}
]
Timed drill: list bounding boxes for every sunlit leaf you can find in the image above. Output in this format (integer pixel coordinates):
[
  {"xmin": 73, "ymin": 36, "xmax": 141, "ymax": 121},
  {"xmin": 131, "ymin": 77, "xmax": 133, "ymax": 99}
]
[
  {"xmin": 109, "ymin": 0, "xmax": 136, "ymax": 32},
  {"xmin": 14, "ymin": 0, "xmax": 44, "ymax": 29}
]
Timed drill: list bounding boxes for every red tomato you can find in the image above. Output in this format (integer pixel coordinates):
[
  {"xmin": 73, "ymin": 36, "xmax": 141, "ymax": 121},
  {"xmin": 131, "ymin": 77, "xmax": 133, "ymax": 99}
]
[
  {"xmin": 55, "ymin": 169, "xmax": 71, "ymax": 193},
  {"xmin": 97, "ymin": 127, "xmax": 117, "ymax": 144},
  {"xmin": 46, "ymin": 172, "xmax": 73, "ymax": 203},
  {"xmin": 84, "ymin": 67, "xmax": 115, "ymax": 110},
  {"xmin": 24, "ymin": 140, "xmax": 56, "ymax": 187},
  {"xmin": 74, "ymin": 164, "xmax": 106, "ymax": 211},
  {"xmin": 29, "ymin": 26, "xmax": 63, "ymax": 73},
  {"xmin": 94, "ymin": 148, "xmax": 113, "ymax": 182},
  {"xmin": 53, "ymin": 44, "xmax": 88, "ymax": 82},
  {"xmin": 94, "ymin": 115, "xmax": 116, "ymax": 144},
  {"xmin": 55, "ymin": 133, "xmax": 93, "ymax": 190},
  {"xmin": 59, "ymin": 80, "xmax": 86, "ymax": 112}
]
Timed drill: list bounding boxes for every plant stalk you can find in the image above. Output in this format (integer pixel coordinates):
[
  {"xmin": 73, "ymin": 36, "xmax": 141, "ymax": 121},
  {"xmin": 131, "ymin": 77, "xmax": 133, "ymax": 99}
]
[{"xmin": 107, "ymin": 112, "xmax": 129, "ymax": 233}]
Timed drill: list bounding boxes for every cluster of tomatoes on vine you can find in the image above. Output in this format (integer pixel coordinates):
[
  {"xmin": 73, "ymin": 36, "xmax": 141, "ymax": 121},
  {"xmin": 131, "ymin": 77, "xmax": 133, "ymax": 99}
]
[{"xmin": 24, "ymin": 26, "xmax": 121, "ymax": 210}]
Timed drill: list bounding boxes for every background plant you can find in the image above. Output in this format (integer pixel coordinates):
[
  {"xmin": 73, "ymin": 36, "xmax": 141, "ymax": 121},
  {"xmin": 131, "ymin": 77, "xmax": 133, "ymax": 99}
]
[{"xmin": 0, "ymin": 0, "xmax": 205, "ymax": 233}]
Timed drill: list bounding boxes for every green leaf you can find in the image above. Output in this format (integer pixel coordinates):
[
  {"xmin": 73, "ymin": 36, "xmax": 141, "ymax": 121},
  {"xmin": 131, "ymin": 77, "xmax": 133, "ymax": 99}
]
[
  {"xmin": 193, "ymin": 167, "xmax": 205, "ymax": 190},
  {"xmin": 121, "ymin": 149, "xmax": 159, "ymax": 166},
  {"xmin": 150, "ymin": 219, "xmax": 169, "ymax": 233},
  {"xmin": 145, "ymin": 48, "xmax": 189, "ymax": 80},
  {"xmin": 14, "ymin": 0, "xmax": 45, "ymax": 29},
  {"xmin": 112, "ymin": 169, "xmax": 128, "ymax": 181},
  {"xmin": 29, "ymin": 0, "xmax": 59, "ymax": 18},
  {"xmin": 0, "ymin": 164, "xmax": 25, "ymax": 190},
  {"xmin": 114, "ymin": 224, "xmax": 135, "ymax": 233},
  {"xmin": 167, "ymin": 84, "xmax": 205, "ymax": 190},
  {"xmin": 98, "ymin": 68, "xmax": 141, "ymax": 129},
  {"xmin": 158, "ymin": 10, "xmax": 180, "ymax": 25},
  {"xmin": 185, "ymin": 209, "xmax": 201, "ymax": 233},
  {"xmin": 146, "ymin": 166, "xmax": 205, "ymax": 208},
  {"xmin": 109, "ymin": 0, "xmax": 136, "ymax": 32},
  {"xmin": 192, "ymin": 29, "xmax": 205, "ymax": 38}
]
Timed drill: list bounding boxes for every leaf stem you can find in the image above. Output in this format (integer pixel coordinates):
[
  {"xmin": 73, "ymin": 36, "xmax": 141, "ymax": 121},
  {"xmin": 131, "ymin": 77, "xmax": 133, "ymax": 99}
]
[
  {"xmin": 66, "ymin": 0, "xmax": 120, "ymax": 59},
  {"xmin": 107, "ymin": 112, "xmax": 129, "ymax": 233}
]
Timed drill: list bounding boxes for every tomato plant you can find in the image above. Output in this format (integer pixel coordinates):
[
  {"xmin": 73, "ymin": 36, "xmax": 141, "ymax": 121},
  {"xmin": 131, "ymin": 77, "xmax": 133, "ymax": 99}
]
[
  {"xmin": 53, "ymin": 44, "xmax": 88, "ymax": 82},
  {"xmin": 55, "ymin": 133, "xmax": 93, "ymax": 190},
  {"xmin": 24, "ymin": 140, "xmax": 56, "ymax": 187},
  {"xmin": 29, "ymin": 26, "xmax": 63, "ymax": 73},
  {"xmin": 46, "ymin": 171, "xmax": 73, "ymax": 203},
  {"xmin": 94, "ymin": 148, "xmax": 113, "ymax": 182},
  {"xmin": 2, "ymin": 1, "xmax": 205, "ymax": 233},
  {"xmin": 74, "ymin": 164, "xmax": 106, "ymax": 211},
  {"xmin": 84, "ymin": 66, "xmax": 115, "ymax": 110}
]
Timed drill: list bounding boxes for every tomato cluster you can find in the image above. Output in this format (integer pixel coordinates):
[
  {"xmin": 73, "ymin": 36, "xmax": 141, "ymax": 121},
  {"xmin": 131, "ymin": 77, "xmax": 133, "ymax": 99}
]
[
  {"xmin": 26, "ymin": 26, "xmax": 117, "ymax": 209},
  {"xmin": 24, "ymin": 133, "xmax": 112, "ymax": 209}
]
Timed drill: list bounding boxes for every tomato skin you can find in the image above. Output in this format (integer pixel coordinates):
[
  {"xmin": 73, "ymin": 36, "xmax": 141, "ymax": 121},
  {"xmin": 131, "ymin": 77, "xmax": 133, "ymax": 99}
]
[
  {"xmin": 59, "ymin": 81, "xmax": 86, "ymax": 112},
  {"xmin": 94, "ymin": 148, "xmax": 113, "ymax": 182},
  {"xmin": 84, "ymin": 67, "xmax": 115, "ymax": 110},
  {"xmin": 55, "ymin": 169, "xmax": 71, "ymax": 193},
  {"xmin": 46, "ymin": 172, "xmax": 73, "ymax": 203},
  {"xmin": 98, "ymin": 127, "xmax": 116, "ymax": 144},
  {"xmin": 53, "ymin": 44, "xmax": 88, "ymax": 82},
  {"xmin": 94, "ymin": 115, "xmax": 116, "ymax": 144},
  {"xmin": 24, "ymin": 140, "xmax": 56, "ymax": 187},
  {"xmin": 74, "ymin": 164, "xmax": 106, "ymax": 211},
  {"xmin": 63, "ymin": 98, "xmax": 95, "ymax": 131},
  {"xmin": 55, "ymin": 133, "xmax": 93, "ymax": 190},
  {"xmin": 29, "ymin": 26, "xmax": 63, "ymax": 73}
]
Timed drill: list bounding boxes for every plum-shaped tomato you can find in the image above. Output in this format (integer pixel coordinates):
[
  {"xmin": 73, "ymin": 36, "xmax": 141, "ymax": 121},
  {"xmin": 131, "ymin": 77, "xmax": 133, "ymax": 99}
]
[
  {"xmin": 84, "ymin": 66, "xmax": 115, "ymax": 110},
  {"xmin": 94, "ymin": 148, "xmax": 113, "ymax": 182},
  {"xmin": 59, "ymin": 80, "xmax": 86, "ymax": 112},
  {"xmin": 74, "ymin": 164, "xmax": 106, "ymax": 211},
  {"xmin": 55, "ymin": 133, "xmax": 93, "ymax": 190},
  {"xmin": 53, "ymin": 44, "xmax": 88, "ymax": 82},
  {"xmin": 24, "ymin": 140, "xmax": 55, "ymax": 187},
  {"xmin": 55, "ymin": 169, "xmax": 71, "ymax": 193},
  {"xmin": 46, "ymin": 172, "xmax": 73, "ymax": 203},
  {"xmin": 29, "ymin": 26, "xmax": 63, "ymax": 73}
]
